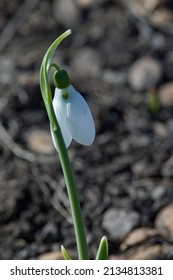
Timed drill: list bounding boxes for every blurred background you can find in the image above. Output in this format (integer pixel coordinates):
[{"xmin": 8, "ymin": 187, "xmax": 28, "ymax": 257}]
[{"xmin": 1, "ymin": 0, "xmax": 173, "ymax": 260}]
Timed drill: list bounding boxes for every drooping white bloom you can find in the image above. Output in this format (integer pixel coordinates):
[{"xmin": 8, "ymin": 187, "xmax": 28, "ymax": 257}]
[{"xmin": 51, "ymin": 85, "xmax": 95, "ymax": 149}]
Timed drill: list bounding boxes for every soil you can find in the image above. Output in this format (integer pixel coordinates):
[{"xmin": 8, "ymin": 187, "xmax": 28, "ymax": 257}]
[{"xmin": 1, "ymin": 0, "xmax": 173, "ymax": 260}]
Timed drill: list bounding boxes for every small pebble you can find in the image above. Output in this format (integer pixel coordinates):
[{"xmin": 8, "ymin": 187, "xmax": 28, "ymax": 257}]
[
  {"xmin": 0, "ymin": 55, "xmax": 14, "ymax": 84},
  {"xmin": 17, "ymin": 71, "xmax": 38, "ymax": 87},
  {"xmin": 102, "ymin": 208, "xmax": 140, "ymax": 241},
  {"xmin": 53, "ymin": 0, "xmax": 80, "ymax": 27},
  {"xmin": 128, "ymin": 56, "xmax": 162, "ymax": 91},
  {"xmin": 162, "ymin": 156, "xmax": 173, "ymax": 177},
  {"xmin": 39, "ymin": 222, "xmax": 58, "ymax": 243},
  {"xmin": 132, "ymin": 160, "xmax": 147, "ymax": 177},
  {"xmin": 135, "ymin": 0, "xmax": 165, "ymax": 13},
  {"xmin": 102, "ymin": 69, "xmax": 126, "ymax": 85},
  {"xmin": 16, "ymin": 248, "xmax": 30, "ymax": 260},
  {"xmin": 151, "ymin": 9, "xmax": 173, "ymax": 28},
  {"xmin": 126, "ymin": 244, "xmax": 163, "ymax": 260},
  {"xmin": 37, "ymin": 251, "xmax": 64, "ymax": 260},
  {"xmin": 120, "ymin": 227, "xmax": 159, "ymax": 250},
  {"xmin": 71, "ymin": 47, "xmax": 102, "ymax": 77},
  {"xmin": 153, "ymin": 122, "xmax": 168, "ymax": 138},
  {"xmin": 151, "ymin": 186, "xmax": 166, "ymax": 200},
  {"xmin": 75, "ymin": 0, "xmax": 94, "ymax": 8},
  {"xmin": 158, "ymin": 82, "xmax": 173, "ymax": 107},
  {"xmin": 25, "ymin": 129, "xmax": 54, "ymax": 154},
  {"xmin": 155, "ymin": 204, "xmax": 173, "ymax": 241}
]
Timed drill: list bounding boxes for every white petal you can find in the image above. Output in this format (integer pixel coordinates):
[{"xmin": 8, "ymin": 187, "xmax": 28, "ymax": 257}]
[
  {"xmin": 51, "ymin": 88, "xmax": 72, "ymax": 148},
  {"xmin": 66, "ymin": 85, "xmax": 95, "ymax": 145}
]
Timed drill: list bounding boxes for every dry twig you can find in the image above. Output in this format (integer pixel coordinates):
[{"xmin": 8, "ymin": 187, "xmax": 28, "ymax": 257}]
[
  {"xmin": 0, "ymin": 122, "xmax": 55, "ymax": 163},
  {"xmin": 32, "ymin": 166, "xmax": 72, "ymax": 224}
]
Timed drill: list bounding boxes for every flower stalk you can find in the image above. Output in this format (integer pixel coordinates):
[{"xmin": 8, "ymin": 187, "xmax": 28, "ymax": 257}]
[{"xmin": 39, "ymin": 30, "xmax": 89, "ymax": 260}]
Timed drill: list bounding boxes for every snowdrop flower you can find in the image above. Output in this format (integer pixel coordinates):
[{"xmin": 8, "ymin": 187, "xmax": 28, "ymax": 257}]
[{"xmin": 51, "ymin": 69, "xmax": 95, "ymax": 149}]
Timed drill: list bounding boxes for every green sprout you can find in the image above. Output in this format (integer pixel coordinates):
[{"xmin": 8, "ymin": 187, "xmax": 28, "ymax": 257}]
[
  {"xmin": 39, "ymin": 30, "xmax": 108, "ymax": 260},
  {"xmin": 147, "ymin": 87, "xmax": 160, "ymax": 114}
]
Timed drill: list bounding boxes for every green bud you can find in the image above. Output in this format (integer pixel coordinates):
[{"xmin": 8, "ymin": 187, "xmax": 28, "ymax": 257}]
[{"xmin": 53, "ymin": 69, "xmax": 70, "ymax": 89}]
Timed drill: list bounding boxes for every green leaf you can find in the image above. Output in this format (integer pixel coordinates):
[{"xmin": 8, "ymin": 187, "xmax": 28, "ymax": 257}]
[
  {"xmin": 147, "ymin": 91, "xmax": 160, "ymax": 113},
  {"xmin": 95, "ymin": 236, "xmax": 109, "ymax": 260},
  {"xmin": 61, "ymin": 245, "xmax": 73, "ymax": 260}
]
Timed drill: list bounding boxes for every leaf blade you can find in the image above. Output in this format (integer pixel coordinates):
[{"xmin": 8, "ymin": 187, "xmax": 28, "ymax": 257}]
[
  {"xmin": 95, "ymin": 236, "xmax": 109, "ymax": 260},
  {"xmin": 61, "ymin": 245, "xmax": 73, "ymax": 260}
]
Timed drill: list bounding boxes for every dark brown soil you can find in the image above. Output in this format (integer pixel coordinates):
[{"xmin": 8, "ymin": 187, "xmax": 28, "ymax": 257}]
[{"xmin": 0, "ymin": 0, "xmax": 173, "ymax": 259}]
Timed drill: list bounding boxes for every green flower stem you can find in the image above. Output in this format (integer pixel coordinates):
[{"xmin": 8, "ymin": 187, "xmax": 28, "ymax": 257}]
[
  {"xmin": 39, "ymin": 30, "xmax": 89, "ymax": 260},
  {"xmin": 50, "ymin": 103, "xmax": 89, "ymax": 260}
]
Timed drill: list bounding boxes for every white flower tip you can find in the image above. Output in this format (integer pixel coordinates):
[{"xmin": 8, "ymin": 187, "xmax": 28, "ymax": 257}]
[
  {"xmin": 66, "ymin": 85, "xmax": 96, "ymax": 146},
  {"xmin": 66, "ymin": 29, "xmax": 72, "ymax": 35},
  {"xmin": 80, "ymin": 123, "xmax": 95, "ymax": 146}
]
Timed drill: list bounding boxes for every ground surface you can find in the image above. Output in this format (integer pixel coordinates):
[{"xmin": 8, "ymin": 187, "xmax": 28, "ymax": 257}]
[{"xmin": 1, "ymin": 0, "xmax": 173, "ymax": 260}]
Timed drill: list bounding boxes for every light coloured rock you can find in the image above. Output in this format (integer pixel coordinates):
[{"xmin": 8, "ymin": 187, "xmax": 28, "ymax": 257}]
[
  {"xmin": 102, "ymin": 208, "xmax": 140, "ymax": 241},
  {"xmin": 109, "ymin": 254, "xmax": 125, "ymax": 260},
  {"xmin": 75, "ymin": 0, "xmax": 105, "ymax": 7},
  {"xmin": 153, "ymin": 122, "xmax": 168, "ymax": 138},
  {"xmin": 75, "ymin": 0, "xmax": 94, "ymax": 8},
  {"xmin": 126, "ymin": 244, "xmax": 162, "ymax": 260},
  {"xmin": 161, "ymin": 156, "xmax": 173, "ymax": 177},
  {"xmin": 37, "ymin": 251, "xmax": 63, "ymax": 260},
  {"xmin": 17, "ymin": 71, "xmax": 38, "ymax": 87},
  {"xmin": 151, "ymin": 9, "xmax": 173, "ymax": 28},
  {"xmin": 151, "ymin": 186, "xmax": 166, "ymax": 200},
  {"xmin": 132, "ymin": 160, "xmax": 147, "ymax": 177},
  {"xmin": 158, "ymin": 82, "xmax": 173, "ymax": 107},
  {"xmin": 155, "ymin": 204, "xmax": 173, "ymax": 240},
  {"xmin": 136, "ymin": 0, "xmax": 165, "ymax": 12},
  {"xmin": 71, "ymin": 47, "xmax": 102, "ymax": 77},
  {"xmin": 53, "ymin": 0, "xmax": 80, "ymax": 27},
  {"xmin": 128, "ymin": 57, "xmax": 162, "ymax": 91},
  {"xmin": 0, "ymin": 55, "xmax": 14, "ymax": 84},
  {"xmin": 120, "ymin": 227, "xmax": 159, "ymax": 250},
  {"xmin": 102, "ymin": 69, "xmax": 126, "ymax": 85},
  {"xmin": 25, "ymin": 129, "xmax": 54, "ymax": 154}
]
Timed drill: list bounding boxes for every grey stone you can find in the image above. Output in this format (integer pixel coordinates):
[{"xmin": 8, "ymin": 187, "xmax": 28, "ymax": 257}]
[
  {"xmin": 102, "ymin": 208, "xmax": 140, "ymax": 241},
  {"xmin": 0, "ymin": 55, "xmax": 14, "ymax": 84},
  {"xmin": 151, "ymin": 186, "xmax": 166, "ymax": 200},
  {"xmin": 71, "ymin": 47, "xmax": 102, "ymax": 77},
  {"xmin": 53, "ymin": 0, "xmax": 80, "ymax": 27},
  {"xmin": 24, "ymin": 129, "xmax": 54, "ymax": 154},
  {"xmin": 155, "ymin": 204, "xmax": 173, "ymax": 241},
  {"xmin": 158, "ymin": 82, "xmax": 173, "ymax": 107},
  {"xmin": 40, "ymin": 222, "xmax": 58, "ymax": 243},
  {"xmin": 128, "ymin": 56, "xmax": 162, "ymax": 91},
  {"xmin": 102, "ymin": 69, "xmax": 126, "ymax": 85}
]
